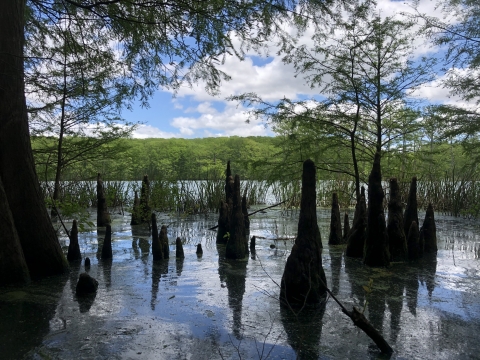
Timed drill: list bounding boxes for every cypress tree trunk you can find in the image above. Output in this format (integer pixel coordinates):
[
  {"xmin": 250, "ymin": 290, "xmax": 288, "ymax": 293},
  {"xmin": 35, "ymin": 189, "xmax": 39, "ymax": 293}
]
[
  {"xmin": 0, "ymin": 0, "xmax": 67, "ymax": 278},
  {"xmin": 345, "ymin": 188, "xmax": 367, "ymax": 258},
  {"xmin": 404, "ymin": 177, "xmax": 419, "ymax": 247},
  {"xmin": 387, "ymin": 178, "xmax": 408, "ymax": 262},
  {"xmin": 343, "ymin": 212, "xmax": 350, "ymax": 243},
  {"xmin": 97, "ymin": 173, "xmax": 111, "ymax": 227},
  {"xmin": 280, "ymin": 159, "xmax": 327, "ymax": 307},
  {"xmin": 0, "ymin": 176, "xmax": 30, "ymax": 284},
  {"xmin": 421, "ymin": 203, "xmax": 438, "ymax": 254},
  {"xmin": 364, "ymin": 153, "xmax": 390, "ymax": 267},
  {"xmin": 226, "ymin": 175, "xmax": 247, "ymax": 259}
]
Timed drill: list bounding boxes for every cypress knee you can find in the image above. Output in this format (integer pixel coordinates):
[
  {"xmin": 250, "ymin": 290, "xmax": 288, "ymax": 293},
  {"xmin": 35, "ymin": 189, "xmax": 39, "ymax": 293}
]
[
  {"xmin": 421, "ymin": 203, "xmax": 437, "ymax": 254},
  {"xmin": 407, "ymin": 221, "xmax": 421, "ymax": 260},
  {"xmin": 151, "ymin": 213, "xmax": 163, "ymax": 261},
  {"xmin": 343, "ymin": 213, "xmax": 350, "ymax": 243},
  {"xmin": 175, "ymin": 237, "xmax": 185, "ymax": 259},
  {"xmin": 328, "ymin": 192, "xmax": 343, "ymax": 245},
  {"xmin": 159, "ymin": 225, "xmax": 169, "ymax": 259},
  {"xmin": 67, "ymin": 220, "xmax": 82, "ymax": 261},
  {"xmin": 404, "ymin": 177, "xmax": 419, "ymax": 245},
  {"xmin": 280, "ymin": 159, "xmax": 327, "ymax": 307},
  {"xmin": 101, "ymin": 224, "xmax": 113, "ymax": 259}
]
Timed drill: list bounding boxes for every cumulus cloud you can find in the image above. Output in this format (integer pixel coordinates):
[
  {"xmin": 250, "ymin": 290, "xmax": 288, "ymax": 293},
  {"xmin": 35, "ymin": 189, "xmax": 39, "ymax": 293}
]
[{"xmin": 132, "ymin": 124, "xmax": 182, "ymax": 139}]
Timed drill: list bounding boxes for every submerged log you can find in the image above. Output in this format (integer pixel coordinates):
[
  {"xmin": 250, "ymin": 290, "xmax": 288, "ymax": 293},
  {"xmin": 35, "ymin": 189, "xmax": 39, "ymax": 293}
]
[
  {"xmin": 328, "ymin": 192, "xmax": 343, "ymax": 245},
  {"xmin": 67, "ymin": 220, "xmax": 82, "ymax": 261},
  {"xmin": 159, "ymin": 225, "xmax": 169, "ymax": 259},
  {"xmin": 387, "ymin": 178, "xmax": 408, "ymax": 262},
  {"xmin": 343, "ymin": 213, "xmax": 350, "ymax": 243},
  {"xmin": 280, "ymin": 159, "xmax": 327, "ymax": 307},
  {"xmin": 101, "ymin": 224, "xmax": 113, "ymax": 259},
  {"xmin": 407, "ymin": 221, "xmax": 421, "ymax": 260},
  {"xmin": 0, "ymin": 175, "xmax": 30, "ymax": 285},
  {"xmin": 97, "ymin": 173, "xmax": 111, "ymax": 227},
  {"xmin": 226, "ymin": 175, "xmax": 247, "ymax": 259},
  {"xmin": 345, "ymin": 189, "xmax": 367, "ymax": 258},
  {"xmin": 151, "ymin": 213, "xmax": 163, "ymax": 261},
  {"xmin": 404, "ymin": 177, "xmax": 419, "ymax": 254},
  {"xmin": 175, "ymin": 237, "xmax": 185, "ymax": 259},
  {"xmin": 421, "ymin": 203, "xmax": 438, "ymax": 254},
  {"xmin": 140, "ymin": 175, "xmax": 151, "ymax": 224},
  {"xmin": 130, "ymin": 190, "xmax": 141, "ymax": 225},
  {"xmin": 364, "ymin": 153, "xmax": 390, "ymax": 267}
]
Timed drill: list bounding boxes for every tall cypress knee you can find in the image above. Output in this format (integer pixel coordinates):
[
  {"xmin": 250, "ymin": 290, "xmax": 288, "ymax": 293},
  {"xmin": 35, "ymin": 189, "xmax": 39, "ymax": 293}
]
[
  {"xmin": 364, "ymin": 152, "xmax": 390, "ymax": 267},
  {"xmin": 280, "ymin": 159, "xmax": 327, "ymax": 307},
  {"xmin": 328, "ymin": 192, "xmax": 343, "ymax": 245},
  {"xmin": 345, "ymin": 188, "xmax": 367, "ymax": 258},
  {"xmin": 101, "ymin": 224, "xmax": 113, "ymax": 259},
  {"xmin": 421, "ymin": 203, "xmax": 437, "ymax": 254},
  {"xmin": 139, "ymin": 175, "xmax": 151, "ymax": 223},
  {"xmin": 151, "ymin": 213, "xmax": 163, "ymax": 261},
  {"xmin": 159, "ymin": 225, "xmax": 169, "ymax": 259},
  {"xmin": 67, "ymin": 220, "xmax": 82, "ymax": 261},
  {"xmin": 404, "ymin": 177, "xmax": 419, "ymax": 245},
  {"xmin": 407, "ymin": 221, "xmax": 421, "ymax": 260}
]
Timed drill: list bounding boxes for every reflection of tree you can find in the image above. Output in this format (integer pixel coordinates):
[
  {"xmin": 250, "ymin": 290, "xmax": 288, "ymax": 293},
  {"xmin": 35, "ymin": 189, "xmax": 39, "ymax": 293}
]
[
  {"xmin": 280, "ymin": 304, "xmax": 326, "ymax": 359},
  {"xmin": 329, "ymin": 248, "xmax": 342, "ymax": 295},
  {"xmin": 151, "ymin": 260, "xmax": 168, "ymax": 310},
  {"xmin": 367, "ymin": 288, "xmax": 386, "ymax": 334},
  {"xmin": 404, "ymin": 265, "xmax": 419, "ymax": 316},
  {"xmin": 0, "ymin": 274, "xmax": 69, "ymax": 359},
  {"xmin": 217, "ymin": 244, "xmax": 247, "ymax": 339},
  {"xmin": 386, "ymin": 280, "xmax": 403, "ymax": 344},
  {"xmin": 419, "ymin": 254, "xmax": 437, "ymax": 298},
  {"xmin": 138, "ymin": 238, "xmax": 150, "ymax": 279},
  {"xmin": 132, "ymin": 238, "xmax": 140, "ymax": 260},
  {"xmin": 176, "ymin": 258, "xmax": 184, "ymax": 276},
  {"xmin": 344, "ymin": 257, "xmax": 365, "ymax": 307},
  {"xmin": 102, "ymin": 259, "xmax": 112, "ymax": 290}
]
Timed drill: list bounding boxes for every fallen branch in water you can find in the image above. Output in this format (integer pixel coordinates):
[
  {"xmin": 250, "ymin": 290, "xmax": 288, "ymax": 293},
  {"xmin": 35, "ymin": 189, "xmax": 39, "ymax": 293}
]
[
  {"xmin": 208, "ymin": 200, "xmax": 288, "ymax": 231},
  {"xmin": 319, "ymin": 278, "xmax": 393, "ymax": 355}
]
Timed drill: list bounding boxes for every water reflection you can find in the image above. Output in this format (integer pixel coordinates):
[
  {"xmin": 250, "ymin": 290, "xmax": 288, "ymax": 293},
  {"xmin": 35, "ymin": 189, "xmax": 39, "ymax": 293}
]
[
  {"xmin": 176, "ymin": 258, "xmax": 184, "ymax": 276},
  {"xmin": 132, "ymin": 238, "xmax": 140, "ymax": 260},
  {"xmin": 343, "ymin": 257, "xmax": 365, "ymax": 307},
  {"xmin": 0, "ymin": 273, "xmax": 69, "ymax": 359},
  {"xmin": 217, "ymin": 244, "xmax": 247, "ymax": 339},
  {"xmin": 151, "ymin": 260, "xmax": 168, "ymax": 310},
  {"xmin": 419, "ymin": 254, "xmax": 437, "ymax": 298},
  {"xmin": 281, "ymin": 303, "xmax": 326, "ymax": 359},
  {"xmin": 329, "ymin": 248, "xmax": 343, "ymax": 295},
  {"xmin": 404, "ymin": 265, "xmax": 419, "ymax": 316},
  {"xmin": 101, "ymin": 259, "xmax": 112, "ymax": 290},
  {"xmin": 386, "ymin": 280, "xmax": 403, "ymax": 344}
]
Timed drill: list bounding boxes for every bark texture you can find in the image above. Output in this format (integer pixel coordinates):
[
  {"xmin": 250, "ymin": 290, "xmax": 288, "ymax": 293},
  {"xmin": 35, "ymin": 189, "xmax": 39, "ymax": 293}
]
[
  {"xmin": 159, "ymin": 225, "xmax": 170, "ymax": 259},
  {"xmin": 0, "ymin": 175, "xmax": 30, "ymax": 284},
  {"xmin": 364, "ymin": 153, "xmax": 390, "ymax": 267},
  {"xmin": 421, "ymin": 203, "xmax": 438, "ymax": 254},
  {"xmin": 404, "ymin": 177, "xmax": 419, "ymax": 249},
  {"xmin": 280, "ymin": 159, "xmax": 327, "ymax": 307},
  {"xmin": 343, "ymin": 213, "xmax": 350, "ymax": 243},
  {"xmin": 345, "ymin": 188, "xmax": 367, "ymax": 258},
  {"xmin": 226, "ymin": 175, "xmax": 247, "ymax": 259},
  {"xmin": 407, "ymin": 221, "xmax": 421, "ymax": 260},
  {"xmin": 387, "ymin": 178, "xmax": 408, "ymax": 262},
  {"xmin": 67, "ymin": 220, "xmax": 82, "ymax": 261},
  {"xmin": 328, "ymin": 192, "xmax": 343, "ymax": 245},
  {"xmin": 0, "ymin": 0, "xmax": 67, "ymax": 278},
  {"xmin": 97, "ymin": 173, "xmax": 110, "ymax": 227}
]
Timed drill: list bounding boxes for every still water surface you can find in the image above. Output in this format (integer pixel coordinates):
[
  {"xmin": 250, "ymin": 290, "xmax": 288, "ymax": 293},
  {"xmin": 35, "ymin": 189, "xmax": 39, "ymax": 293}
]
[{"xmin": 1, "ymin": 208, "xmax": 479, "ymax": 359}]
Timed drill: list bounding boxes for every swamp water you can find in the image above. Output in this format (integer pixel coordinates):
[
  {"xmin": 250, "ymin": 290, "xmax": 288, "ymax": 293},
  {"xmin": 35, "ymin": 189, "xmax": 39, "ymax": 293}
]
[{"xmin": 1, "ymin": 208, "xmax": 479, "ymax": 359}]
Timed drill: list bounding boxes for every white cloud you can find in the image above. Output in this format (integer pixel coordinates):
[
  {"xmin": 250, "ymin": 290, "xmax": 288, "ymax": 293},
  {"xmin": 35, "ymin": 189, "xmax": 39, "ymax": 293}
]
[{"xmin": 131, "ymin": 124, "xmax": 181, "ymax": 139}]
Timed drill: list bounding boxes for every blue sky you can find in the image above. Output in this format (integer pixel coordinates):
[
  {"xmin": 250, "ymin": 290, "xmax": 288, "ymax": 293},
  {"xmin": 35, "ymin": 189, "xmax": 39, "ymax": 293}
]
[{"xmin": 121, "ymin": 0, "xmax": 462, "ymax": 139}]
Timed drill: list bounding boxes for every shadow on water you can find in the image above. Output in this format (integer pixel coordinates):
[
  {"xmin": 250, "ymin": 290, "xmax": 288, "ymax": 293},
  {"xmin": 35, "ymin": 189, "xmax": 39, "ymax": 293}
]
[
  {"xmin": 329, "ymin": 246, "xmax": 343, "ymax": 295},
  {"xmin": 151, "ymin": 260, "xmax": 168, "ymax": 310},
  {"xmin": 0, "ymin": 272, "xmax": 69, "ymax": 360},
  {"xmin": 280, "ymin": 301, "xmax": 326, "ymax": 359},
  {"xmin": 217, "ymin": 244, "xmax": 247, "ymax": 340}
]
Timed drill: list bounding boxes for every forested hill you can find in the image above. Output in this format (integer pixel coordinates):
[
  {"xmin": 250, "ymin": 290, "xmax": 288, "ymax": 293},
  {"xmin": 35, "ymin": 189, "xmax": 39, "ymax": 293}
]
[{"xmin": 32, "ymin": 135, "xmax": 281, "ymax": 181}]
